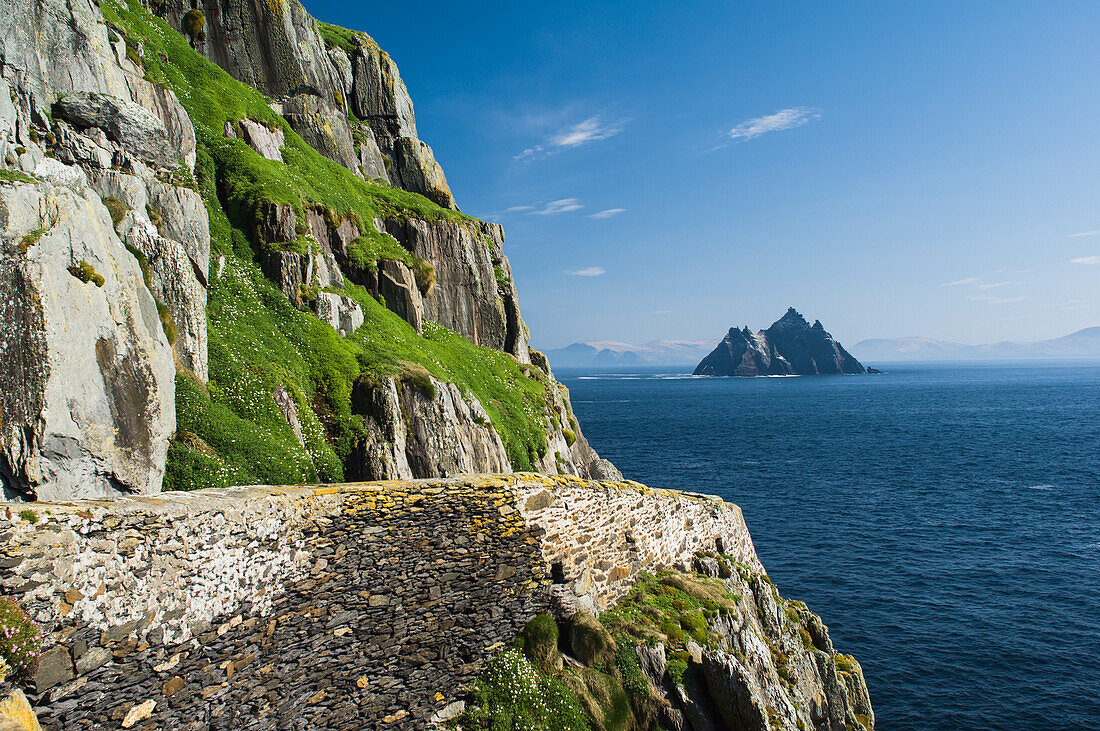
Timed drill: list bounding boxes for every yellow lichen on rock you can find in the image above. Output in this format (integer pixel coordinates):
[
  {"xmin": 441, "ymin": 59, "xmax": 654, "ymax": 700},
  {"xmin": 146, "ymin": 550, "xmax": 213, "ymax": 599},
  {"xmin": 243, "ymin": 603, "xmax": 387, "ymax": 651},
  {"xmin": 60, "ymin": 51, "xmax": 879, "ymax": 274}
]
[{"xmin": 0, "ymin": 690, "xmax": 42, "ymax": 731}]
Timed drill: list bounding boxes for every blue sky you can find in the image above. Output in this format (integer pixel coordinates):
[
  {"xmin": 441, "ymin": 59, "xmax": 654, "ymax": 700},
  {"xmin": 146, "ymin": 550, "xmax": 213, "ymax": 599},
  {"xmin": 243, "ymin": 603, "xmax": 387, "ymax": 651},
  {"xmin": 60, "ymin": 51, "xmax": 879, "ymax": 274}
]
[{"xmin": 310, "ymin": 0, "xmax": 1100, "ymax": 348}]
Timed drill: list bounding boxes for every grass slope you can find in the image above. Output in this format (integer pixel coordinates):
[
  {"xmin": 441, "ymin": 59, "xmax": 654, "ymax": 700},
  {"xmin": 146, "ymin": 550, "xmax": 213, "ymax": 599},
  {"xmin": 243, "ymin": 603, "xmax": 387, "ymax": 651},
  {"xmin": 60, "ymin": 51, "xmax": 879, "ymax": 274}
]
[{"xmin": 99, "ymin": 1, "xmax": 549, "ymax": 488}]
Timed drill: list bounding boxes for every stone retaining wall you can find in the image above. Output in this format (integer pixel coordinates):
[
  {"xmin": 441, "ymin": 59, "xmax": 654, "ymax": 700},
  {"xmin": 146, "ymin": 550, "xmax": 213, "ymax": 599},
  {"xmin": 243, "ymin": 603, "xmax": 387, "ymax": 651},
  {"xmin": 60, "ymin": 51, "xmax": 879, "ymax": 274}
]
[{"xmin": 0, "ymin": 475, "xmax": 759, "ymax": 728}]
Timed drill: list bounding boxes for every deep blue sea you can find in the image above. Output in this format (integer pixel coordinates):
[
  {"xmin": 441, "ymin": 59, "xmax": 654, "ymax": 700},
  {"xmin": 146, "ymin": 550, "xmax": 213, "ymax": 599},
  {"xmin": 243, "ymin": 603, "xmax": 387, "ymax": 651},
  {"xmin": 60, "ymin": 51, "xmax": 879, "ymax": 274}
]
[{"xmin": 559, "ymin": 361, "xmax": 1100, "ymax": 731}]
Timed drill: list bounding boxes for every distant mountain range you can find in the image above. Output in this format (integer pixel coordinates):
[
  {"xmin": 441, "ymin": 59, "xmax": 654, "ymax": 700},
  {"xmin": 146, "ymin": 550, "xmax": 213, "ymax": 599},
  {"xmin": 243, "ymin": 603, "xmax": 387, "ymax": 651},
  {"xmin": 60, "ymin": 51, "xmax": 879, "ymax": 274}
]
[
  {"xmin": 545, "ymin": 339, "xmax": 715, "ymax": 367},
  {"xmin": 851, "ymin": 327, "xmax": 1100, "ymax": 362}
]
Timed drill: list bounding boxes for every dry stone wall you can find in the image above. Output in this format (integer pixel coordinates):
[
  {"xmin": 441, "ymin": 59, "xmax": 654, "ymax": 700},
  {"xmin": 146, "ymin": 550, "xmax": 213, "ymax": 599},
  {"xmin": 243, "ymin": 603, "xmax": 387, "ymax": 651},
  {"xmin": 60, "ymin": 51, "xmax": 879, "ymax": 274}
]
[{"xmin": 0, "ymin": 476, "xmax": 759, "ymax": 728}]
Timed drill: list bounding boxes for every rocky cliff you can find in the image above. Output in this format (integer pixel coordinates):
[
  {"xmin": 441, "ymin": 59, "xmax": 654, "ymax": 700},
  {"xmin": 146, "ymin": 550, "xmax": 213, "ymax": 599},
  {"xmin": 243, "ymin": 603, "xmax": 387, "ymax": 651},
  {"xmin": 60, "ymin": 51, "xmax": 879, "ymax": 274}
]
[
  {"xmin": 0, "ymin": 0, "xmax": 615, "ymax": 501},
  {"xmin": 694, "ymin": 308, "xmax": 867, "ymax": 377}
]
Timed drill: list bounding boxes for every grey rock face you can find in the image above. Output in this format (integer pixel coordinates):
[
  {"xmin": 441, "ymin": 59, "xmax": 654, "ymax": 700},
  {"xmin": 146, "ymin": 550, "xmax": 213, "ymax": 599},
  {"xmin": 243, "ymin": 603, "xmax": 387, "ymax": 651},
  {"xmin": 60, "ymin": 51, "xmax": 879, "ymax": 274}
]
[
  {"xmin": 0, "ymin": 179, "xmax": 175, "ymax": 501},
  {"xmin": 314, "ymin": 292, "xmax": 364, "ymax": 337},
  {"xmin": 701, "ymin": 651, "xmax": 770, "ymax": 730},
  {"xmin": 145, "ymin": 179, "xmax": 211, "ymax": 285},
  {"xmin": 383, "ymin": 218, "xmax": 528, "ymax": 359},
  {"xmin": 282, "ymin": 94, "xmax": 358, "ymax": 171},
  {"xmin": 86, "ymin": 170, "xmax": 209, "ymax": 381},
  {"xmin": 391, "ymin": 137, "xmax": 455, "ymax": 210},
  {"xmin": 350, "ymin": 43, "xmax": 417, "ymax": 149},
  {"xmin": 156, "ymin": 0, "xmax": 344, "ymax": 104},
  {"xmin": 694, "ymin": 307, "xmax": 867, "ymax": 376},
  {"xmin": 53, "ymin": 93, "xmax": 179, "ymax": 169},
  {"xmin": 347, "ymin": 376, "xmax": 510, "ymax": 481},
  {"xmin": 238, "ymin": 119, "xmax": 284, "ymax": 162},
  {"xmin": 376, "ymin": 259, "xmax": 424, "ymax": 335},
  {"xmin": 355, "ymin": 123, "xmax": 389, "ymax": 181}
]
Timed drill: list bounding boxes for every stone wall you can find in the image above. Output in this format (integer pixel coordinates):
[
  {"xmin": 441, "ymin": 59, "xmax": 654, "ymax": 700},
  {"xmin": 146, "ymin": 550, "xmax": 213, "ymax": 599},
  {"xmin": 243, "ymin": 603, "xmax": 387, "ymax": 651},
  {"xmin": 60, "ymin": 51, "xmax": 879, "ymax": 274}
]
[{"xmin": 0, "ymin": 475, "xmax": 759, "ymax": 728}]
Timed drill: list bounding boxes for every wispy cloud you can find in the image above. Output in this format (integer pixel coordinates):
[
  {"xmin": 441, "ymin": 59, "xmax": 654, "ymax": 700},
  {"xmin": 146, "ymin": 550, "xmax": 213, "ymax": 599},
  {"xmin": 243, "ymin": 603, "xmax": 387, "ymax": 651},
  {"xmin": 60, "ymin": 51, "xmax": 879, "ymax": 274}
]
[
  {"xmin": 977, "ymin": 281, "xmax": 1012, "ymax": 290},
  {"xmin": 942, "ymin": 277, "xmax": 979, "ymax": 287},
  {"xmin": 551, "ymin": 116, "xmax": 624, "ymax": 147},
  {"xmin": 516, "ymin": 114, "xmax": 628, "ymax": 161},
  {"xmin": 724, "ymin": 107, "xmax": 820, "ymax": 143},
  {"xmin": 502, "ymin": 205, "xmax": 535, "ymax": 213},
  {"xmin": 651, "ymin": 309, "xmax": 674, "ymax": 315},
  {"xmin": 533, "ymin": 198, "xmax": 584, "ymax": 215},
  {"xmin": 514, "ymin": 145, "xmax": 545, "ymax": 162},
  {"xmin": 1068, "ymin": 230, "xmax": 1100, "ymax": 238},
  {"xmin": 588, "ymin": 208, "xmax": 626, "ymax": 219},
  {"xmin": 1071, "ymin": 255, "xmax": 1100, "ymax": 265},
  {"xmin": 568, "ymin": 266, "xmax": 606, "ymax": 277},
  {"xmin": 967, "ymin": 294, "xmax": 1026, "ymax": 305}
]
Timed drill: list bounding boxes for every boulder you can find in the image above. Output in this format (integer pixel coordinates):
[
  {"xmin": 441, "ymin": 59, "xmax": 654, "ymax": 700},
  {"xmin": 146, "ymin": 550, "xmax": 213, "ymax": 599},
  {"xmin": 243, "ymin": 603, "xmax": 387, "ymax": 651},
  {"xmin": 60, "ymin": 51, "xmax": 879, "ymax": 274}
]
[
  {"xmin": 264, "ymin": 250, "xmax": 304, "ymax": 306},
  {"xmin": 52, "ymin": 93, "xmax": 177, "ymax": 169},
  {"xmin": 314, "ymin": 292, "xmax": 363, "ymax": 337},
  {"xmin": 0, "ymin": 179, "xmax": 174, "ymax": 501},
  {"xmin": 238, "ymin": 119, "xmax": 284, "ymax": 162}
]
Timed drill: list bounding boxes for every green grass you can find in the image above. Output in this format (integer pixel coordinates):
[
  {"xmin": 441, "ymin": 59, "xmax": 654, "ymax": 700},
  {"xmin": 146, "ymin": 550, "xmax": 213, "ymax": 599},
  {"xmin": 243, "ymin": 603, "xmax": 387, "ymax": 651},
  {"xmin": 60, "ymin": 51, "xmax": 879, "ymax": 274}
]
[
  {"xmin": 317, "ymin": 20, "xmax": 373, "ymax": 56},
  {"xmin": 0, "ymin": 169, "xmax": 35, "ymax": 184},
  {"xmin": 68, "ymin": 261, "xmax": 105, "ymax": 287},
  {"xmin": 598, "ymin": 570, "xmax": 740, "ymax": 650},
  {"xmin": 95, "ymin": 0, "xmax": 555, "ymax": 486}
]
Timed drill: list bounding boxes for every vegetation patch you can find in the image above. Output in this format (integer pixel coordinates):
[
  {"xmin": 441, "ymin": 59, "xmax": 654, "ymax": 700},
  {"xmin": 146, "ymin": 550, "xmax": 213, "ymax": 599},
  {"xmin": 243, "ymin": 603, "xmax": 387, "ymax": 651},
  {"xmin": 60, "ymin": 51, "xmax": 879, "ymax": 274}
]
[
  {"xmin": 68, "ymin": 260, "xmax": 105, "ymax": 287},
  {"xmin": 19, "ymin": 228, "xmax": 45, "ymax": 251},
  {"xmin": 101, "ymin": 197, "xmax": 129, "ymax": 228},
  {"xmin": 598, "ymin": 570, "xmax": 739, "ymax": 650},
  {"xmin": 0, "ymin": 597, "xmax": 42, "ymax": 678},
  {"xmin": 456, "ymin": 648, "xmax": 590, "ymax": 730},
  {"xmin": 0, "ymin": 169, "xmax": 35, "ymax": 184}
]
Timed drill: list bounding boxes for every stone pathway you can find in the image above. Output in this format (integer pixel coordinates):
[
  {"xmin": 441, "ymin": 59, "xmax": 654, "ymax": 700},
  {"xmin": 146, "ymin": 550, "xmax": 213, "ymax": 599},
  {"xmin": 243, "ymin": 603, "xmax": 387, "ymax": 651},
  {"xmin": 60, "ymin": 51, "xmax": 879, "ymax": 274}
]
[{"xmin": 15, "ymin": 487, "xmax": 551, "ymax": 730}]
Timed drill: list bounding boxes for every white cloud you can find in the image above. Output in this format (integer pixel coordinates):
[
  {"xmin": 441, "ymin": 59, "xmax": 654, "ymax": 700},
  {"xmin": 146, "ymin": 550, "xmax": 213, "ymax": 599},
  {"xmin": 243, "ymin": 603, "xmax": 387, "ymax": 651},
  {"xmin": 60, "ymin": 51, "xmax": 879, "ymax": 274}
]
[
  {"xmin": 568, "ymin": 266, "xmax": 606, "ymax": 277},
  {"xmin": 941, "ymin": 277, "xmax": 979, "ymax": 287},
  {"xmin": 977, "ymin": 281, "xmax": 1011, "ymax": 290},
  {"xmin": 967, "ymin": 294, "xmax": 1026, "ymax": 305},
  {"xmin": 533, "ymin": 198, "xmax": 584, "ymax": 215},
  {"xmin": 588, "ymin": 208, "xmax": 626, "ymax": 219},
  {"xmin": 550, "ymin": 116, "xmax": 624, "ymax": 147},
  {"xmin": 513, "ymin": 145, "xmax": 544, "ymax": 162},
  {"xmin": 503, "ymin": 205, "xmax": 535, "ymax": 213},
  {"xmin": 726, "ymin": 107, "xmax": 820, "ymax": 142},
  {"xmin": 515, "ymin": 114, "xmax": 627, "ymax": 161},
  {"xmin": 1068, "ymin": 230, "xmax": 1100, "ymax": 238},
  {"xmin": 1071, "ymin": 255, "xmax": 1100, "ymax": 265}
]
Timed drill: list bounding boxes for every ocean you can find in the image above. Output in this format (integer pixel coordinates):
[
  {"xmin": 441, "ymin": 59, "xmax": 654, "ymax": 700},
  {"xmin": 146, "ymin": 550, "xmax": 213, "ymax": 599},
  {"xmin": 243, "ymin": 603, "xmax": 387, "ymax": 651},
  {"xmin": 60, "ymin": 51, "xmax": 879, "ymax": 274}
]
[{"xmin": 559, "ymin": 361, "xmax": 1100, "ymax": 730}]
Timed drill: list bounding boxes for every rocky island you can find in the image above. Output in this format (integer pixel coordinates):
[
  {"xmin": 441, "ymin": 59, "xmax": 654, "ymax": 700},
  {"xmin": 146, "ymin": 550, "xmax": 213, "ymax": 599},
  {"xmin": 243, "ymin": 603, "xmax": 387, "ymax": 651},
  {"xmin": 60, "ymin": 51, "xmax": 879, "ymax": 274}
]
[
  {"xmin": 0, "ymin": 0, "xmax": 875, "ymax": 727},
  {"xmin": 694, "ymin": 308, "xmax": 869, "ymax": 376}
]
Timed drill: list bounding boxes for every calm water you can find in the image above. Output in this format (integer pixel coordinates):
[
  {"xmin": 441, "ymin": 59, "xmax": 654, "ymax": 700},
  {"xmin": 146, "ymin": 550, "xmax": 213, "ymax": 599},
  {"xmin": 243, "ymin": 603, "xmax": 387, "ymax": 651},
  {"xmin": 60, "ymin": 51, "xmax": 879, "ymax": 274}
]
[{"xmin": 559, "ymin": 362, "xmax": 1100, "ymax": 731}]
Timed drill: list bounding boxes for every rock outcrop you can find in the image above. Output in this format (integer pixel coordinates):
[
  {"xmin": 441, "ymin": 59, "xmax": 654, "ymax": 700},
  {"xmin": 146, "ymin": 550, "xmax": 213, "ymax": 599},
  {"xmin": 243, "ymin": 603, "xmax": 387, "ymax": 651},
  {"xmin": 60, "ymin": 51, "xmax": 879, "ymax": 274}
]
[
  {"xmin": 0, "ymin": 0, "xmax": 613, "ymax": 500},
  {"xmin": 0, "ymin": 178, "xmax": 175, "ymax": 501},
  {"xmin": 383, "ymin": 218, "xmax": 530, "ymax": 360},
  {"xmin": 694, "ymin": 308, "xmax": 867, "ymax": 376}
]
